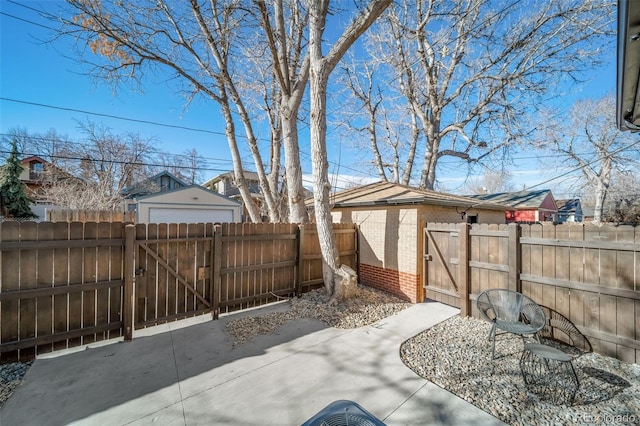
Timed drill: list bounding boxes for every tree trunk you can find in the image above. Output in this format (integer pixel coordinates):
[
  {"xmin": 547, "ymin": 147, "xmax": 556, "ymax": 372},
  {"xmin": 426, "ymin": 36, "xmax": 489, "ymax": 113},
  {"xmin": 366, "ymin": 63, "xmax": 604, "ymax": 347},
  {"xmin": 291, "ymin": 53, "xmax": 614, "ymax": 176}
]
[
  {"xmin": 309, "ymin": 62, "xmax": 340, "ymax": 299},
  {"xmin": 219, "ymin": 95, "xmax": 263, "ymax": 222},
  {"xmin": 281, "ymin": 96, "xmax": 310, "ymax": 223},
  {"xmin": 592, "ymin": 157, "xmax": 612, "ymax": 225},
  {"xmin": 308, "ymin": 0, "xmax": 391, "ymax": 302}
]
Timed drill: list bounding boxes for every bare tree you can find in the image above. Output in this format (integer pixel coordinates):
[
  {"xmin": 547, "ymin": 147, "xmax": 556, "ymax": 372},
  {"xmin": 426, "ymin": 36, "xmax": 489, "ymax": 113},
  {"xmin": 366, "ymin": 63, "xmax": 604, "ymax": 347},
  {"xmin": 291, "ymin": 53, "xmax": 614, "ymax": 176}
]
[
  {"xmin": 309, "ymin": 0, "xmax": 391, "ymax": 303},
  {"xmin": 60, "ymin": 0, "xmax": 324, "ymax": 223},
  {"xmin": 462, "ymin": 167, "xmax": 515, "ymax": 195},
  {"xmin": 1, "ymin": 127, "xmax": 74, "ymax": 165},
  {"xmin": 539, "ymin": 94, "xmax": 640, "ymax": 224},
  {"xmin": 579, "ymin": 170, "xmax": 640, "ymax": 224},
  {"xmin": 159, "ymin": 148, "xmax": 205, "ymax": 185},
  {"xmin": 62, "ymin": 0, "xmax": 286, "ymax": 222},
  {"xmin": 341, "ymin": 56, "xmax": 419, "ymax": 185},
  {"xmin": 347, "ymin": 0, "xmax": 614, "ymax": 189},
  {"xmin": 74, "ymin": 120, "xmax": 154, "ymax": 195},
  {"xmin": 254, "ymin": 0, "xmax": 310, "ymax": 223}
]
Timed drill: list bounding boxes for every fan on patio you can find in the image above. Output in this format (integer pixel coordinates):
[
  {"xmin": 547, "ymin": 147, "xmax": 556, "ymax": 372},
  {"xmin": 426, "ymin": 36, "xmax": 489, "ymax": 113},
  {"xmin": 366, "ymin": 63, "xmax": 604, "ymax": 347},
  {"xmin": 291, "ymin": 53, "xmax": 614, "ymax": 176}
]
[{"xmin": 301, "ymin": 400, "xmax": 386, "ymax": 426}]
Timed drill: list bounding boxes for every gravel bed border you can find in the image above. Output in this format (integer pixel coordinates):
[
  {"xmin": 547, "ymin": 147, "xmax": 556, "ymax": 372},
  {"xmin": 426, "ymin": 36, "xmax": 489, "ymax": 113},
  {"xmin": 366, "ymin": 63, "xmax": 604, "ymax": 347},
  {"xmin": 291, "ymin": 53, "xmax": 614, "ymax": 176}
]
[{"xmin": 400, "ymin": 315, "xmax": 640, "ymax": 426}]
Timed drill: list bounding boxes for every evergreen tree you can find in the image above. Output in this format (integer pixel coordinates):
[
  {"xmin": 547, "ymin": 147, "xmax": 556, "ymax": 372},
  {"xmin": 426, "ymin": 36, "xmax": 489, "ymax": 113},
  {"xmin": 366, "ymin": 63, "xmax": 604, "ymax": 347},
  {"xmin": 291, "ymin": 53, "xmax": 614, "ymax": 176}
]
[{"xmin": 0, "ymin": 140, "xmax": 36, "ymax": 218}]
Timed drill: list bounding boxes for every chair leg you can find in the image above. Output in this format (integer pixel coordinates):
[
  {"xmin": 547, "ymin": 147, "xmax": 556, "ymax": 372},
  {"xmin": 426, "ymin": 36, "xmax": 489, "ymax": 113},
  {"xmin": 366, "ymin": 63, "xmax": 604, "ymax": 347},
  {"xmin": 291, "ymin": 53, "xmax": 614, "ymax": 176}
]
[{"xmin": 489, "ymin": 324, "xmax": 497, "ymax": 360}]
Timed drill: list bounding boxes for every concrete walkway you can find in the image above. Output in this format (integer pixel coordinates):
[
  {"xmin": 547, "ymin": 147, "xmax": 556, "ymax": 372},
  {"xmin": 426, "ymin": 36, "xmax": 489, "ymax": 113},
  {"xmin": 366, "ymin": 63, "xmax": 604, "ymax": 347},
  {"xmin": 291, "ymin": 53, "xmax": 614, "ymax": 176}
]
[{"xmin": 1, "ymin": 301, "xmax": 505, "ymax": 426}]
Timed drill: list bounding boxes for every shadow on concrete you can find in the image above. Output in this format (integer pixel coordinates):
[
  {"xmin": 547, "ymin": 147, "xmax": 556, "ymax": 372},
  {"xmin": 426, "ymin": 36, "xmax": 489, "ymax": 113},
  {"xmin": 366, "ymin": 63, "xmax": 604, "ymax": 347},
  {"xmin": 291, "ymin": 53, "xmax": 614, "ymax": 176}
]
[{"xmin": 0, "ymin": 303, "xmax": 329, "ymax": 425}]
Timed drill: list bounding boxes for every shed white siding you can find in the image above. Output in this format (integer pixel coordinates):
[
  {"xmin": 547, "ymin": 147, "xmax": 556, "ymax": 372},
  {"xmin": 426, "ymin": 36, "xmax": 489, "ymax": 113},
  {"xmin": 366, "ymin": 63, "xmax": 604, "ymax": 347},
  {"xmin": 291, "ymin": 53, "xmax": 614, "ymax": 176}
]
[
  {"xmin": 149, "ymin": 207, "xmax": 234, "ymax": 224},
  {"xmin": 135, "ymin": 186, "xmax": 242, "ymax": 224}
]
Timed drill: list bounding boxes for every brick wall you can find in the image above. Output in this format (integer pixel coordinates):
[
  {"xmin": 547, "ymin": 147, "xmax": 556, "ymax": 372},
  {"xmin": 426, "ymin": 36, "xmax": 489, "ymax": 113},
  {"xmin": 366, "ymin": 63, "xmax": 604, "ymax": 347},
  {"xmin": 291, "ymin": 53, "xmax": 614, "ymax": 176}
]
[{"xmin": 359, "ymin": 263, "xmax": 422, "ymax": 303}]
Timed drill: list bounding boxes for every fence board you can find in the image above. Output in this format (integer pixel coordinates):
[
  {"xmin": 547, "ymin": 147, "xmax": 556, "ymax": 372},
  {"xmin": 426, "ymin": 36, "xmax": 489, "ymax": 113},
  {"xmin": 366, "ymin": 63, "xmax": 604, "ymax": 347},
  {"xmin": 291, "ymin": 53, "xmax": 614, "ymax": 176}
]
[
  {"xmin": 167, "ymin": 223, "xmax": 179, "ymax": 318},
  {"xmin": 108, "ymin": 223, "xmax": 123, "ymax": 340},
  {"xmin": 68, "ymin": 222, "xmax": 84, "ymax": 348},
  {"xmin": 1, "ymin": 223, "xmax": 21, "ymax": 361},
  {"xmin": 437, "ymin": 222, "xmax": 639, "ymax": 364},
  {"xmin": 53, "ymin": 222, "xmax": 69, "ymax": 351},
  {"xmin": 82, "ymin": 222, "xmax": 97, "ymax": 345},
  {"xmin": 48, "ymin": 209, "xmax": 134, "ymax": 223},
  {"xmin": 2, "ymin": 221, "xmax": 356, "ymax": 360},
  {"xmin": 95, "ymin": 223, "xmax": 111, "ymax": 342}
]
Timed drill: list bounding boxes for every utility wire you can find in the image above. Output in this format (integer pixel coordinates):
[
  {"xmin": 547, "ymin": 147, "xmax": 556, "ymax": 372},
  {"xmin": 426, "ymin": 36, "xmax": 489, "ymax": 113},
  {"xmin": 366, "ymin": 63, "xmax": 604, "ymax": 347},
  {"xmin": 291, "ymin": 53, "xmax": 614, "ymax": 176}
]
[
  {"xmin": 3, "ymin": 2, "xmax": 628, "ymax": 194},
  {"xmin": 0, "ymin": 11, "xmax": 54, "ymax": 30},
  {"xmin": 0, "ymin": 149, "xmax": 230, "ymax": 173},
  {"xmin": 1, "ymin": 97, "xmax": 230, "ymax": 138}
]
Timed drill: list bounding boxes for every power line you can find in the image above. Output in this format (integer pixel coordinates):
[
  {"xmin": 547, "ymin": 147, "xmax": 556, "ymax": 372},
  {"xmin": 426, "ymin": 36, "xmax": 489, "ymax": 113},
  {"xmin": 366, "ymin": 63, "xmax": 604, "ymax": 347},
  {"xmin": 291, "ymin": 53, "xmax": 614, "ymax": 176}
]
[
  {"xmin": 522, "ymin": 138, "xmax": 640, "ymax": 191},
  {"xmin": 1, "ymin": 97, "xmax": 230, "ymax": 138},
  {"xmin": 0, "ymin": 132, "xmax": 233, "ymax": 165},
  {"xmin": 0, "ymin": 11, "xmax": 54, "ymax": 30},
  {"xmin": 0, "ymin": 97, "xmax": 380, "ymax": 179},
  {"xmin": 0, "ymin": 149, "xmax": 231, "ymax": 173}
]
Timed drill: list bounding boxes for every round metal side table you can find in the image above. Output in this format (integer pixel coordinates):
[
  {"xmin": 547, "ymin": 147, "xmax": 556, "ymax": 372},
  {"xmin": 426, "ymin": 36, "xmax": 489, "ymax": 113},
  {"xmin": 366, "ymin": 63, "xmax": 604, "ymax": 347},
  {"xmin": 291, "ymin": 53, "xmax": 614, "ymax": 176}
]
[{"xmin": 519, "ymin": 343, "xmax": 580, "ymax": 405}]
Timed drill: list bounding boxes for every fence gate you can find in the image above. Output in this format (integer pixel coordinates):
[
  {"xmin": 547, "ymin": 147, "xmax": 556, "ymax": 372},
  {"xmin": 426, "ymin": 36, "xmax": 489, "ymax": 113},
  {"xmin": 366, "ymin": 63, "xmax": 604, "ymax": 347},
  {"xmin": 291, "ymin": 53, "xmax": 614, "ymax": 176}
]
[
  {"xmin": 134, "ymin": 223, "xmax": 215, "ymax": 329},
  {"xmin": 423, "ymin": 223, "xmax": 464, "ymax": 309}
]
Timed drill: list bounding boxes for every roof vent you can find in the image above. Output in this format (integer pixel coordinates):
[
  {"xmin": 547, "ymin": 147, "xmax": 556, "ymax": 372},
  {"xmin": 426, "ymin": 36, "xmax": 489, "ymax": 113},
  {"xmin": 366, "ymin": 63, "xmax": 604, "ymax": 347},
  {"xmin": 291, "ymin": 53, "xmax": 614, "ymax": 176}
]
[{"xmin": 301, "ymin": 400, "xmax": 386, "ymax": 426}]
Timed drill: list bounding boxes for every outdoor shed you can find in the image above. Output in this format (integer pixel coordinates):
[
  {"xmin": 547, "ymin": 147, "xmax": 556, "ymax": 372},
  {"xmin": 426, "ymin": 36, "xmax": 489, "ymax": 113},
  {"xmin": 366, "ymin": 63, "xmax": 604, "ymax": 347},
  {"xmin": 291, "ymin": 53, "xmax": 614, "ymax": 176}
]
[
  {"xmin": 328, "ymin": 182, "xmax": 509, "ymax": 303},
  {"xmin": 133, "ymin": 185, "xmax": 242, "ymax": 224}
]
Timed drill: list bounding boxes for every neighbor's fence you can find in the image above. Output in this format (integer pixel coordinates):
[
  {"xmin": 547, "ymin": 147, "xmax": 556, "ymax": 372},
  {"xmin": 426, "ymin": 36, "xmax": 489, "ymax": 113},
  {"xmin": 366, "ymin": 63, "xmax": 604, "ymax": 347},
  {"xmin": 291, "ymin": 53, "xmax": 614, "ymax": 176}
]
[
  {"xmin": 47, "ymin": 209, "xmax": 135, "ymax": 223},
  {"xmin": 0, "ymin": 222, "xmax": 357, "ymax": 361},
  {"xmin": 424, "ymin": 222, "xmax": 640, "ymax": 364}
]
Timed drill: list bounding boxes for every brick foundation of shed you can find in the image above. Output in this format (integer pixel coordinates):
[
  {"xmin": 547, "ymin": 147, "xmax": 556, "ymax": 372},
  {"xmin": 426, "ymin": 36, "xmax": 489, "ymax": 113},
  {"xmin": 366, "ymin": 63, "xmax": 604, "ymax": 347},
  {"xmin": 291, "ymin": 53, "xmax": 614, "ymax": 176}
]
[{"xmin": 358, "ymin": 263, "xmax": 421, "ymax": 303}]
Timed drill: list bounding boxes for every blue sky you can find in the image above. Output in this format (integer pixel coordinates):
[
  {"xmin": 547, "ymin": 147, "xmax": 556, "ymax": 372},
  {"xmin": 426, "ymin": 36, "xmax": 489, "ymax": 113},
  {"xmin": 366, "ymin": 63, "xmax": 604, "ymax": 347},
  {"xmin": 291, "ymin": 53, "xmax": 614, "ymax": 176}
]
[
  {"xmin": 1, "ymin": 1, "xmax": 238, "ymax": 179},
  {"xmin": 0, "ymin": 1, "xmax": 618, "ymax": 195}
]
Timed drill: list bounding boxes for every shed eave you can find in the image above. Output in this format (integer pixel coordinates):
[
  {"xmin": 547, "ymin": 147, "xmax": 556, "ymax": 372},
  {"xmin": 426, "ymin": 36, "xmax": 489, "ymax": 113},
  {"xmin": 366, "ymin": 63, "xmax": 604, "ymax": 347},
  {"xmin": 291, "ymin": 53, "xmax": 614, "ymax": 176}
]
[{"xmin": 332, "ymin": 198, "xmax": 507, "ymax": 210}]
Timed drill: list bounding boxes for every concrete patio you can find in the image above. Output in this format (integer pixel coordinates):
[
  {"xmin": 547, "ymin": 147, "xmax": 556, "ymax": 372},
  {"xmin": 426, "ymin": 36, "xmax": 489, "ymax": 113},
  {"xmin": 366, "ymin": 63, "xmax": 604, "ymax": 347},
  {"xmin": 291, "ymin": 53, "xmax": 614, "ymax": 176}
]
[{"xmin": 1, "ymin": 301, "xmax": 505, "ymax": 425}]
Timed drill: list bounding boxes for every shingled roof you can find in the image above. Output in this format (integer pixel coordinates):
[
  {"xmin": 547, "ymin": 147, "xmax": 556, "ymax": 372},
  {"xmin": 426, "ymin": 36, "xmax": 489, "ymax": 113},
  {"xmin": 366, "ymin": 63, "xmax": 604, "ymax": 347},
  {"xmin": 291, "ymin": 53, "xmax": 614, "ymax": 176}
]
[
  {"xmin": 327, "ymin": 181, "xmax": 509, "ymax": 210},
  {"xmin": 468, "ymin": 189, "xmax": 553, "ymax": 209}
]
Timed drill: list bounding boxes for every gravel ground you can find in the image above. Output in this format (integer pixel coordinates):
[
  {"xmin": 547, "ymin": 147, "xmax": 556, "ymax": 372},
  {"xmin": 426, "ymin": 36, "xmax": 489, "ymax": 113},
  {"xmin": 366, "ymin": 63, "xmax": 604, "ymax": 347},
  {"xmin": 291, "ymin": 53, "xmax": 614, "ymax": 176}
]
[
  {"xmin": 3, "ymin": 288, "xmax": 638, "ymax": 426},
  {"xmin": 401, "ymin": 315, "xmax": 640, "ymax": 426},
  {"xmin": 0, "ymin": 361, "xmax": 32, "ymax": 408},
  {"xmin": 226, "ymin": 285, "xmax": 412, "ymax": 345}
]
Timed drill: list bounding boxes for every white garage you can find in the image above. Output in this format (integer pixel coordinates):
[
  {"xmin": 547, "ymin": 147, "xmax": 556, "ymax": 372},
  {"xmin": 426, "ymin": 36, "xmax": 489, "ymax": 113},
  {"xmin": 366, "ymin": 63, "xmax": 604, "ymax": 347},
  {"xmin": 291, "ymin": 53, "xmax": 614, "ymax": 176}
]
[{"xmin": 133, "ymin": 185, "xmax": 242, "ymax": 224}]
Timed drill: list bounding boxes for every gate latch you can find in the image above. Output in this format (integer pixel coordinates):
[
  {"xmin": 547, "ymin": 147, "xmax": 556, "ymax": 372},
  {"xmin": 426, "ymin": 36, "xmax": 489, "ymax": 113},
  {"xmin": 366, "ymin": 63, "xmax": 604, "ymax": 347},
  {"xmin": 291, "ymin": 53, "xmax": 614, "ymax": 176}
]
[
  {"xmin": 423, "ymin": 254, "xmax": 433, "ymax": 261},
  {"xmin": 135, "ymin": 268, "xmax": 145, "ymax": 276}
]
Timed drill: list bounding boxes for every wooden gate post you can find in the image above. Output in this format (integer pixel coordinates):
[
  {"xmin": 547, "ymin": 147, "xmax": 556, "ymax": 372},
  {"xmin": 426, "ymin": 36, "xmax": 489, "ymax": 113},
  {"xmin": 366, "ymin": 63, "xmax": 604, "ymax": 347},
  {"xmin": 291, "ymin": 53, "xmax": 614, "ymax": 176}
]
[
  {"xmin": 123, "ymin": 224, "xmax": 135, "ymax": 341},
  {"xmin": 508, "ymin": 223, "xmax": 522, "ymax": 293},
  {"xmin": 458, "ymin": 222, "xmax": 470, "ymax": 317}
]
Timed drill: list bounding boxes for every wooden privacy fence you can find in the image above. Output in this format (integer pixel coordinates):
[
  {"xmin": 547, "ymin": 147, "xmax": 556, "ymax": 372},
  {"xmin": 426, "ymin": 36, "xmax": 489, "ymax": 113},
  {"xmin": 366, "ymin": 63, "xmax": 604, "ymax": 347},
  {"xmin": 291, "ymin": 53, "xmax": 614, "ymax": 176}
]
[
  {"xmin": 0, "ymin": 222, "xmax": 357, "ymax": 361},
  {"xmin": 423, "ymin": 222, "xmax": 640, "ymax": 364},
  {"xmin": 47, "ymin": 209, "xmax": 135, "ymax": 223}
]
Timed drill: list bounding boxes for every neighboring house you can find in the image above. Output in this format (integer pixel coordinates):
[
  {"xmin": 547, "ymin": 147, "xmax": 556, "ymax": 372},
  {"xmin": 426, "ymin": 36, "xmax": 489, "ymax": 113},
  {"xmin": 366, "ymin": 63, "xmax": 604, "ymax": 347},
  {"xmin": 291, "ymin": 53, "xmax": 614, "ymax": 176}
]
[
  {"xmin": 132, "ymin": 185, "xmax": 242, "ymax": 224},
  {"xmin": 470, "ymin": 189, "xmax": 557, "ymax": 223},
  {"xmin": 322, "ymin": 181, "xmax": 510, "ymax": 303},
  {"xmin": 555, "ymin": 199, "xmax": 583, "ymax": 223},
  {"xmin": 202, "ymin": 171, "xmax": 263, "ymax": 220},
  {"xmin": 18, "ymin": 156, "xmax": 56, "ymax": 201},
  {"xmin": 17, "ymin": 156, "xmax": 74, "ymax": 219},
  {"xmin": 122, "ymin": 171, "xmax": 188, "ymax": 199},
  {"xmin": 202, "ymin": 171, "xmax": 261, "ymax": 197}
]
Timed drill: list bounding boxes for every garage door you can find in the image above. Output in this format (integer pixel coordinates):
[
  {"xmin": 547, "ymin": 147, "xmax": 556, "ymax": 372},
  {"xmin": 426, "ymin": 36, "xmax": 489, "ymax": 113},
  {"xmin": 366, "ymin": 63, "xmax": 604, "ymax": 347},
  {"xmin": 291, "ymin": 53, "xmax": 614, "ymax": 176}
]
[{"xmin": 149, "ymin": 208, "xmax": 234, "ymax": 224}]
